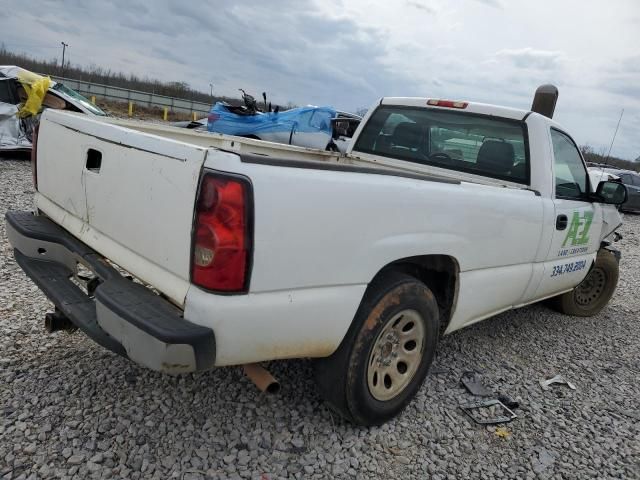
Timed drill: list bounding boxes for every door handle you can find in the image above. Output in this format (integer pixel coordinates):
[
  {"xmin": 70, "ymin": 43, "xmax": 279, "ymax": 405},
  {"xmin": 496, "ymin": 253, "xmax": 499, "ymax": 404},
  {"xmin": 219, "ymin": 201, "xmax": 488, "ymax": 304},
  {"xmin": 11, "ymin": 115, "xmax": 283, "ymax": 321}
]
[{"xmin": 556, "ymin": 214, "xmax": 568, "ymax": 230}]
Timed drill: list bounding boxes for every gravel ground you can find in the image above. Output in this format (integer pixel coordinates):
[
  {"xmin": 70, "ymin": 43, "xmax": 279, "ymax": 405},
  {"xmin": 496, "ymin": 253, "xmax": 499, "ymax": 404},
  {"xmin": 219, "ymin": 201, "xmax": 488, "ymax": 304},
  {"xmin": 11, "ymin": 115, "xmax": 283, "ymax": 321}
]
[{"xmin": 1, "ymin": 157, "xmax": 639, "ymax": 479}]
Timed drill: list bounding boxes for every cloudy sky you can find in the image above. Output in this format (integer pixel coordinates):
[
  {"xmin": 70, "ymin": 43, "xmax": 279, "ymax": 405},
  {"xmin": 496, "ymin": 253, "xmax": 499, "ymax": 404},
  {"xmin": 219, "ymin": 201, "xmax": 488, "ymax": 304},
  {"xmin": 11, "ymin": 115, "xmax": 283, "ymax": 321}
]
[{"xmin": 2, "ymin": 0, "xmax": 638, "ymax": 159}]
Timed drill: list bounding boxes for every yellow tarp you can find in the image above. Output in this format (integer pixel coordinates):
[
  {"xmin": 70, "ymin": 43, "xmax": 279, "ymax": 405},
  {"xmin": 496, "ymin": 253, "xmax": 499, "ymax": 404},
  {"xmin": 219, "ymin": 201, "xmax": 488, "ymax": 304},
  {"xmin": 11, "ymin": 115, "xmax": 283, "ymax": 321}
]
[{"xmin": 17, "ymin": 71, "xmax": 52, "ymax": 118}]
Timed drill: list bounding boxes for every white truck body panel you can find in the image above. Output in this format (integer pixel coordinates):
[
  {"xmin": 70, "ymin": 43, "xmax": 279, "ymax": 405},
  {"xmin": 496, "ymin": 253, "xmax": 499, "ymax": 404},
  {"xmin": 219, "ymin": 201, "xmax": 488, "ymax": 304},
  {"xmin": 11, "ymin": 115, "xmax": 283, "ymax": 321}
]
[{"xmin": 28, "ymin": 99, "xmax": 623, "ymax": 366}]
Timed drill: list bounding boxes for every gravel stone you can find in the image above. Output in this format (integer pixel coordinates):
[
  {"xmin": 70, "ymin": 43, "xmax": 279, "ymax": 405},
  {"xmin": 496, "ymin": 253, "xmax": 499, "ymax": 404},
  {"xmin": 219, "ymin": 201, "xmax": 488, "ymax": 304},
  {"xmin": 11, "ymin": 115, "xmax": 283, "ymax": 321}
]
[
  {"xmin": 22, "ymin": 443, "xmax": 37, "ymax": 454},
  {"xmin": 1, "ymin": 157, "xmax": 639, "ymax": 479},
  {"xmin": 67, "ymin": 454, "xmax": 85, "ymax": 465}
]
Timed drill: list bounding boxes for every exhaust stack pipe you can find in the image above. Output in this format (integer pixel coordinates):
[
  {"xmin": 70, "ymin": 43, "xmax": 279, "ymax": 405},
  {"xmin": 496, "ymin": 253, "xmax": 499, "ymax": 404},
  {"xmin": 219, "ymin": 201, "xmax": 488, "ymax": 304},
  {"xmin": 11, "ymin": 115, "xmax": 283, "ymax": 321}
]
[
  {"xmin": 44, "ymin": 310, "xmax": 76, "ymax": 333},
  {"xmin": 243, "ymin": 363, "xmax": 280, "ymax": 394},
  {"xmin": 531, "ymin": 84, "xmax": 559, "ymax": 119}
]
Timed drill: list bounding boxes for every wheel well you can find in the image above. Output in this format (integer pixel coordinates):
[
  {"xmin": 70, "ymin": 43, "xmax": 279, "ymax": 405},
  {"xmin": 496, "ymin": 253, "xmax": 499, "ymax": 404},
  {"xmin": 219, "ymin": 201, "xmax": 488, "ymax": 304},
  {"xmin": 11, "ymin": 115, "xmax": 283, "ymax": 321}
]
[{"xmin": 374, "ymin": 255, "xmax": 459, "ymax": 336}]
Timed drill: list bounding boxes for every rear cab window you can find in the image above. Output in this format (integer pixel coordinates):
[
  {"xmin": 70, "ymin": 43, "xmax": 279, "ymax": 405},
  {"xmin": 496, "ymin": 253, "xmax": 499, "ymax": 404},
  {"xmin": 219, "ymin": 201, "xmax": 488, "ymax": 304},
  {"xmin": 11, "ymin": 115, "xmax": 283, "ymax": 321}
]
[{"xmin": 353, "ymin": 105, "xmax": 530, "ymax": 184}]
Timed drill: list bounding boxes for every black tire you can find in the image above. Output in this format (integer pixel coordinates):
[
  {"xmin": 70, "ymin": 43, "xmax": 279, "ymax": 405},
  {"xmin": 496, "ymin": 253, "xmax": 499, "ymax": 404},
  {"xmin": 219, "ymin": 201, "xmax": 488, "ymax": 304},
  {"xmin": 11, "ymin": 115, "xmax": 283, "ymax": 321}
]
[
  {"xmin": 548, "ymin": 249, "xmax": 619, "ymax": 316},
  {"xmin": 314, "ymin": 271, "xmax": 439, "ymax": 426}
]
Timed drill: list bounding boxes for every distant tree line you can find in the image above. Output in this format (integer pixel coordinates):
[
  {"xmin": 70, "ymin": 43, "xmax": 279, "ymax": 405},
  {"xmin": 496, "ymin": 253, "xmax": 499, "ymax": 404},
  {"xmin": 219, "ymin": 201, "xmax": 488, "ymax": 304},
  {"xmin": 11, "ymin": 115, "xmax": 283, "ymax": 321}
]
[
  {"xmin": 0, "ymin": 45, "xmax": 247, "ymax": 106},
  {"xmin": 580, "ymin": 145, "xmax": 639, "ymax": 172}
]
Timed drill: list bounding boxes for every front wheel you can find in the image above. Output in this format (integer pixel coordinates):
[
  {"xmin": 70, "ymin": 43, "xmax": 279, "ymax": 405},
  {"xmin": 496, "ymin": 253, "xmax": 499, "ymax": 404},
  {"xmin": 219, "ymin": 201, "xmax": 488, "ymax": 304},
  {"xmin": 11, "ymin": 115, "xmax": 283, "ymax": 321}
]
[
  {"xmin": 549, "ymin": 249, "xmax": 619, "ymax": 316},
  {"xmin": 314, "ymin": 272, "xmax": 439, "ymax": 426}
]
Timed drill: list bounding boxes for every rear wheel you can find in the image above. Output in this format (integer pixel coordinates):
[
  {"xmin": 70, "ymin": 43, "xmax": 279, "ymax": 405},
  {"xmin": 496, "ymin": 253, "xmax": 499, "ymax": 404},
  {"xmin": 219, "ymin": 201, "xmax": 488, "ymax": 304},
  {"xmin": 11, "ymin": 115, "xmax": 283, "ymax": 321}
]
[
  {"xmin": 549, "ymin": 249, "xmax": 619, "ymax": 316},
  {"xmin": 314, "ymin": 272, "xmax": 439, "ymax": 426}
]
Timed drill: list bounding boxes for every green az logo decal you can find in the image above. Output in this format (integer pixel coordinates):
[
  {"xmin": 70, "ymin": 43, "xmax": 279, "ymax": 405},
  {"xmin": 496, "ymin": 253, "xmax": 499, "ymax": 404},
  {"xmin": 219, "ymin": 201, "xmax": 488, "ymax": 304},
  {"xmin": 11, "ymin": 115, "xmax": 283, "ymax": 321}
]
[{"xmin": 562, "ymin": 211, "xmax": 593, "ymax": 247}]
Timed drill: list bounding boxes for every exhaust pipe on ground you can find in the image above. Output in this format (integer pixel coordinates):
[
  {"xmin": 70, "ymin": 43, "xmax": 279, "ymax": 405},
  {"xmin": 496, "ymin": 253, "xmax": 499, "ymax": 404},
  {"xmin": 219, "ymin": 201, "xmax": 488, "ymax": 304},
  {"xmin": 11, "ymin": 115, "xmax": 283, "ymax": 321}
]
[
  {"xmin": 44, "ymin": 310, "xmax": 76, "ymax": 333},
  {"xmin": 242, "ymin": 363, "xmax": 280, "ymax": 394}
]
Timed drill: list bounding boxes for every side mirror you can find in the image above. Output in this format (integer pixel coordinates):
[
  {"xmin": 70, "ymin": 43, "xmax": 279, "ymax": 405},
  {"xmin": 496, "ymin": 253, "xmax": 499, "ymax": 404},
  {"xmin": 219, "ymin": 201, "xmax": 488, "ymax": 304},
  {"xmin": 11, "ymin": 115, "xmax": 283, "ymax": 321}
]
[{"xmin": 596, "ymin": 180, "xmax": 627, "ymax": 205}]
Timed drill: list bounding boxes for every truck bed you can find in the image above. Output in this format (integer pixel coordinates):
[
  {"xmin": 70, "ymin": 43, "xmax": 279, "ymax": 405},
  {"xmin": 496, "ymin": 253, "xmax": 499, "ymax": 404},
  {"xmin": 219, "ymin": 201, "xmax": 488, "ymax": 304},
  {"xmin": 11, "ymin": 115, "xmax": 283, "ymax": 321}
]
[
  {"xmin": 101, "ymin": 116, "xmax": 520, "ymax": 189},
  {"xmin": 103, "ymin": 116, "xmax": 345, "ymax": 163}
]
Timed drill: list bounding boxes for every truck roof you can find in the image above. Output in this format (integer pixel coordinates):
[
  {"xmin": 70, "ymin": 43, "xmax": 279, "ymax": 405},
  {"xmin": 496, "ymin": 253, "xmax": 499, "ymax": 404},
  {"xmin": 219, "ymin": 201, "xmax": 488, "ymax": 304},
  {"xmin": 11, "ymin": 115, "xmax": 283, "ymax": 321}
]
[{"xmin": 380, "ymin": 97, "xmax": 530, "ymax": 121}]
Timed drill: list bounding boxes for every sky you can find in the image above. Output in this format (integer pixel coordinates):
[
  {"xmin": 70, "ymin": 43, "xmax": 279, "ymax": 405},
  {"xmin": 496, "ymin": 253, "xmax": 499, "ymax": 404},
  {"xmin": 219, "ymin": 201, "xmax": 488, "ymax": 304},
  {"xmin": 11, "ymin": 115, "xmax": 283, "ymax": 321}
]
[{"xmin": 1, "ymin": 0, "xmax": 638, "ymax": 159}]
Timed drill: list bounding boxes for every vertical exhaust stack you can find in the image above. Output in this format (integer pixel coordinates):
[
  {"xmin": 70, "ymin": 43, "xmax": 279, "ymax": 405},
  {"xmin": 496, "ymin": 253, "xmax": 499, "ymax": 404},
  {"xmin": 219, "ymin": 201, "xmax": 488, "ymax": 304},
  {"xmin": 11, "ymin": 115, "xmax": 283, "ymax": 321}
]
[{"xmin": 531, "ymin": 84, "xmax": 559, "ymax": 119}]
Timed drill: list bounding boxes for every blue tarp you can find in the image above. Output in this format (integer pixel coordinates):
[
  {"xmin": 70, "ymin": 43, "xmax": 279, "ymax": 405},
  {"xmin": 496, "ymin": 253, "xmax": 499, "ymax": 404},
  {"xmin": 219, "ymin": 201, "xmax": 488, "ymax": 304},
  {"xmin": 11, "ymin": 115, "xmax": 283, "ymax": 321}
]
[{"xmin": 207, "ymin": 103, "xmax": 336, "ymax": 137}]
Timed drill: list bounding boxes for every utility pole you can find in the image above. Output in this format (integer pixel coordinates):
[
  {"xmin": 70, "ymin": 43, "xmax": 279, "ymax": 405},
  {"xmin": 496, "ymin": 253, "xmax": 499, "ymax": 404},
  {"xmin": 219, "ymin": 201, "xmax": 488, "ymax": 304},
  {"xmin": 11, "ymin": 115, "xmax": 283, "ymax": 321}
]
[
  {"xmin": 60, "ymin": 42, "xmax": 68, "ymax": 77},
  {"xmin": 209, "ymin": 83, "xmax": 214, "ymax": 98}
]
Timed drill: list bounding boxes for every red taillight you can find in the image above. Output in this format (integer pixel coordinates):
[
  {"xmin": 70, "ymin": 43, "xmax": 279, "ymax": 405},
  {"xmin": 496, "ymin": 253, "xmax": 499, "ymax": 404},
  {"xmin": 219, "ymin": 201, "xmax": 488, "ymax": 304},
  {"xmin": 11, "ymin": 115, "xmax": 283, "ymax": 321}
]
[
  {"xmin": 31, "ymin": 124, "xmax": 39, "ymax": 189},
  {"xmin": 427, "ymin": 99, "xmax": 468, "ymax": 109},
  {"xmin": 207, "ymin": 112, "xmax": 220, "ymax": 124},
  {"xmin": 191, "ymin": 172, "xmax": 252, "ymax": 292}
]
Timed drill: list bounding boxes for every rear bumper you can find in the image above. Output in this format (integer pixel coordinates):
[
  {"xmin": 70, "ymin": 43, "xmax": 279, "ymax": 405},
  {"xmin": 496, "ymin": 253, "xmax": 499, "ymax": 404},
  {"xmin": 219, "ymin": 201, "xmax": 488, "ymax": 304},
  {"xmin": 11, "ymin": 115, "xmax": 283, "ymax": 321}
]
[{"xmin": 5, "ymin": 211, "xmax": 216, "ymax": 373}]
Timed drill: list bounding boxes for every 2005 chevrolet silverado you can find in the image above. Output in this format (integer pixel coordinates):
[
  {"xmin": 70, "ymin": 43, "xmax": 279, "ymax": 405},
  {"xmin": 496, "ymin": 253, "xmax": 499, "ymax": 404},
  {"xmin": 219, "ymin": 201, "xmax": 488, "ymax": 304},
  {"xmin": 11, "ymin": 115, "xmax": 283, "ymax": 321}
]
[{"xmin": 6, "ymin": 86, "xmax": 627, "ymax": 425}]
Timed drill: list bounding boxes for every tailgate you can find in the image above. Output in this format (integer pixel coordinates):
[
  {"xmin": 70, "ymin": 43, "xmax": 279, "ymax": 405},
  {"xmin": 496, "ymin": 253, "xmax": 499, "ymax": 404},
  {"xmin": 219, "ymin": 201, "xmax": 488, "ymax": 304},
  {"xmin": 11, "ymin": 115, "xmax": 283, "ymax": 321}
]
[{"xmin": 35, "ymin": 110, "xmax": 207, "ymax": 305}]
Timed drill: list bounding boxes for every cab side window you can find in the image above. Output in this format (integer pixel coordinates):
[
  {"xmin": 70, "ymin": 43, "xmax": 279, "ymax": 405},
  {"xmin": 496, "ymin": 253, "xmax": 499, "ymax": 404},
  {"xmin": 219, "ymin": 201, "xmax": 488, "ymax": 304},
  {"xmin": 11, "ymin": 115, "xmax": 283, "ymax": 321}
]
[{"xmin": 551, "ymin": 129, "xmax": 588, "ymax": 200}]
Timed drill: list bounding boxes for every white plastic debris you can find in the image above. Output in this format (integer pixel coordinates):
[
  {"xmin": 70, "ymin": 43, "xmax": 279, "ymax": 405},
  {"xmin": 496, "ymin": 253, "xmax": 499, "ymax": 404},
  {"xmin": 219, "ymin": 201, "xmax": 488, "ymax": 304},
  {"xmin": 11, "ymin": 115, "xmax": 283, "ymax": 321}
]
[{"xmin": 539, "ymin": 374, "xmax": 577, "ymax": 391}]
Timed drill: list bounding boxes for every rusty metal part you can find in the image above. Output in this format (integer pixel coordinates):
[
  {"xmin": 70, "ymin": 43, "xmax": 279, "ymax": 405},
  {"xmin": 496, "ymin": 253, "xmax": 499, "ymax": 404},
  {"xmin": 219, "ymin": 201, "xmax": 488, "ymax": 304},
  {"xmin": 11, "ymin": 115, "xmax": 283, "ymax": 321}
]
[
  {"xmin": 44, "ymin": 309, "xmax": 76, "ymax": 333},
  {"xmin": 367, "ymin": 308, "xmax": 425, "ymax": 401},
  {"xmin": 242, "ymin": 363, "xmax": 280, "ymax": 394}
]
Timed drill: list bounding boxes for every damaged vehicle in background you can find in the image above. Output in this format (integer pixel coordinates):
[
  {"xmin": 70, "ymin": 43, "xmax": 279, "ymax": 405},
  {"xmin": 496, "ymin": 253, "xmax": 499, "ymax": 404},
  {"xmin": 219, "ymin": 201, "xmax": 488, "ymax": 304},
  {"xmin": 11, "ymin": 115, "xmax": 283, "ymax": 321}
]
[
  {"xmin": 613, "ymin": 170, "xmax": 640, "ymax": 213},
  {"xmin": 587, "ymin": 166, "xmax": 640, "ymax": 213},
  {"xmin": 0, "ymin": 66, "xmax": 106, "ymax": 152},
  {"xmin": 176, "ymin": 89, "xmax": 361, "ymax": 152}
]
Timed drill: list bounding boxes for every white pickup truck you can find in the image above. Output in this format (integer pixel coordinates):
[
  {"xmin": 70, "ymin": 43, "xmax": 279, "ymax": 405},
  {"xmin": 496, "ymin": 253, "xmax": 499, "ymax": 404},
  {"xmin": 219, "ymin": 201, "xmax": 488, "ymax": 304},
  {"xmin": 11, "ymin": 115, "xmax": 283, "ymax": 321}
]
[{"xmin": 6, "ymin": 90, "xmax": 627, "ymax": 425}]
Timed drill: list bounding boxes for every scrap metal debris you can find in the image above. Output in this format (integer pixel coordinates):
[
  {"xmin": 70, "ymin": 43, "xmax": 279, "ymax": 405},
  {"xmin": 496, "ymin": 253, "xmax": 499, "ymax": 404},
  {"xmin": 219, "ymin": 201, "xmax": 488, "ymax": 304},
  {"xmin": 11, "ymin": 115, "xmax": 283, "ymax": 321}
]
[
  {"xmin": 459, "ymin": 399, "xmax": 517, "ymax": 425},
  {"xmin": 539, "ymin": 375, "xmax": 577, "ymax": 391},
  {"xmin": 497, "ymin": 394, "xmax": 519, "ymax": 410},
  {"xmin": 460, "ymin": 371, "xmax": 493, "ymax": 397}
]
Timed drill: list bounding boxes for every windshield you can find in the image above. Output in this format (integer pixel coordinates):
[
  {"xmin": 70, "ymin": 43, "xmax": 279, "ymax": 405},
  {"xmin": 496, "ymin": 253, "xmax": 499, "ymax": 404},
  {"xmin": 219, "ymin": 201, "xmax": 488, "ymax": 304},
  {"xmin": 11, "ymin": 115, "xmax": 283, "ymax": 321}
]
[{"xmin": 52, "ymin": 83, "xmax": 106, "ymax": 116}]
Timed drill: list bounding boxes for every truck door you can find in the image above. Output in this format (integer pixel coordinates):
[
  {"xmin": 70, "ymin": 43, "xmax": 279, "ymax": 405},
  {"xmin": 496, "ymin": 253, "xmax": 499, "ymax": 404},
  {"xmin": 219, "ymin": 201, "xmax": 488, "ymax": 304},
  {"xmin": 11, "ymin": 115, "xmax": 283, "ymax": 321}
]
[{"xmin": 534, "ymin": 128, "xmax": 603, "ymax": 299}]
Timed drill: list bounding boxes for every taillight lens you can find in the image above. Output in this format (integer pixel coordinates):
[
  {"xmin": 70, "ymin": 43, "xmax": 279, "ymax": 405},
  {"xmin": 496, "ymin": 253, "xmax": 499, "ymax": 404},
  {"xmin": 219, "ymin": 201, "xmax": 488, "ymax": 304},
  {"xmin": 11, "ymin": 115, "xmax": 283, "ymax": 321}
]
[
  {"xmin": 31, "ymin": 124, "xmax": 39, "ymax": 189},
  {"xmin": 191, "ymin": 172, "xmax": 252, "ymax": 292}
]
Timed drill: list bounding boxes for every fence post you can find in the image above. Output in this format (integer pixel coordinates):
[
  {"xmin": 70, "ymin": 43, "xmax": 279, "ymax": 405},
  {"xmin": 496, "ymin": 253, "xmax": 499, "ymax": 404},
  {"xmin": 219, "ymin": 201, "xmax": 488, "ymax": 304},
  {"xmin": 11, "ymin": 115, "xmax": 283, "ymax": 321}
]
[
  {"xmin": 192, "ymin": 112, "xmax": 197, "ymax": 121},
  {"xmin": 91, "ymin": 96, "xmax": 96, "ymax": 105},
  {"xmin": 163, "ymin": 107, "xmax": 168, "ymax": 121},
  {"xmin": 128, "ymin": 101, "xmax": 134, "ymax": 117}
]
